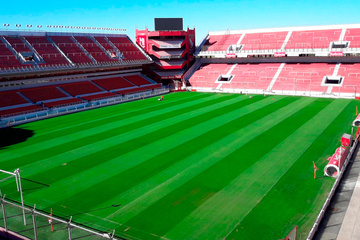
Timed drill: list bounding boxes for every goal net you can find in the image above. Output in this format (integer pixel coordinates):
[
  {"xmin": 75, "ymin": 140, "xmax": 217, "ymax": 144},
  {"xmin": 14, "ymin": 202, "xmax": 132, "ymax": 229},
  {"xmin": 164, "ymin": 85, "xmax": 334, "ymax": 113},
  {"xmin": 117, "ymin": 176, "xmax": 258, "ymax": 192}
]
[{"xmin": 0, "ymin": 170, "xmax": 18, "ymax": 197}]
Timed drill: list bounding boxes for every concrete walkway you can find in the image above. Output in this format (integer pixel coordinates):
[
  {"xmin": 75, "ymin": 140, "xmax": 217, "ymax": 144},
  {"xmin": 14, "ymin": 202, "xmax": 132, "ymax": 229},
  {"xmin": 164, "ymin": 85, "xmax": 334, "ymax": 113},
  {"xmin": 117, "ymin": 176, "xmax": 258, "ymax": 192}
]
[
  {"xmin": 314, "ymin": 143, "xmax": 360, "ymax": 240},
  {"xmin": 337, "ymin": 174, "xmax": 360, "ymax": 240}
]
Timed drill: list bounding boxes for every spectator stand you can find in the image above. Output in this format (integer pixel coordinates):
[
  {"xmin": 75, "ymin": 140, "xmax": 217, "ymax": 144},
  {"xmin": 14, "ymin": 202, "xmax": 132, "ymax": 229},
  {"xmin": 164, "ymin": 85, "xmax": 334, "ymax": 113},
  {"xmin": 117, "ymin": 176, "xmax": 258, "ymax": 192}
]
[
  {"xmin": 0, "ymin": 85, "xmax": 169, "ymax": 128},
  {"xmin": 2, "ymin": 36, "xmax": 41, "ymax": 68},
  {"xmin": 0, "ymin": 31, "xmax": 152, "ymax": 77},
  {"xmin": 91, "ymin": 36, "xmax": 123, "ymax": 62},
  {"xmin": 196, "ymin": 23, "xmax": 360, "ymax": 58},
  {"xmin": 186, "ymin": 60, "xmax": 360, "ymax": 99}
]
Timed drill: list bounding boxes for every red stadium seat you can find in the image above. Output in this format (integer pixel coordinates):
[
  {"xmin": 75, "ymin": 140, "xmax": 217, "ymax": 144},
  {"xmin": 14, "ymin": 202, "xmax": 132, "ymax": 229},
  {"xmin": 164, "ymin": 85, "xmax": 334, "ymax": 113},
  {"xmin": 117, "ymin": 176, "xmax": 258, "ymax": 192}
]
[
  {"xmin": 123, "ymin": 75, "xmax": 152, "ymax": 86},
  {"xmin": 92, "ymin": 77, "xmax": 134, "ymax": 91},
  {"xmin": 59, "ymin": 81, "xmax": 103, "ymax": 96},
  {"xmin": 25, "ymin": 36, "xmax": 69, "ymax": 66}
]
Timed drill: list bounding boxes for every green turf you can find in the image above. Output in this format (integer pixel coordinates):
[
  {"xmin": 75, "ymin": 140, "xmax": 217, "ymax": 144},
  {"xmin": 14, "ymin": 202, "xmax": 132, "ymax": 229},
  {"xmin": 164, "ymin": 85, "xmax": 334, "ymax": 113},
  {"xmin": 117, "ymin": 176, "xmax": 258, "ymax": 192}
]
[{"xmin": 0, "ymin": 92, "xmax": 357, "ymax": 240}]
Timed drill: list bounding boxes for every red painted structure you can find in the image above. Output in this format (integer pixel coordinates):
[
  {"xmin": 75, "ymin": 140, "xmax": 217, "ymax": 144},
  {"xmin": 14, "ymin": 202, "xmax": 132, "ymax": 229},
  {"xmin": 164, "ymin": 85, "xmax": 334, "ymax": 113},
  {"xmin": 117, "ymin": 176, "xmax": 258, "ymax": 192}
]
[
  {"xmin": 353, "ymin": 113, "xmax": 360, "ymax": 126},
  {"xmin": 341, "ymin": 133, "xmax": 353, "ymax": 147},
  {"xmin": 135, "ymin": 27, "xmax": 196, "ymax": 83},
  {"xmin": 324, "ymin": 146, "xmax": 349, "ymax": 177},
  {"xmin": 324, "ymin": 133, "xmax": 353, "ymax": 178}
]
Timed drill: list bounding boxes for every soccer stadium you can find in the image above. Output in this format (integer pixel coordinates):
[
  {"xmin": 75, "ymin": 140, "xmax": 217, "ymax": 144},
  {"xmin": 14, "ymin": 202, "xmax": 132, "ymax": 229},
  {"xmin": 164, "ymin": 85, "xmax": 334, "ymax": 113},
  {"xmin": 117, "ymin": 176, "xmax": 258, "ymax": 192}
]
[{"xmin": 1, "ymin": 3, "xmax": 360, "ymax": 240}]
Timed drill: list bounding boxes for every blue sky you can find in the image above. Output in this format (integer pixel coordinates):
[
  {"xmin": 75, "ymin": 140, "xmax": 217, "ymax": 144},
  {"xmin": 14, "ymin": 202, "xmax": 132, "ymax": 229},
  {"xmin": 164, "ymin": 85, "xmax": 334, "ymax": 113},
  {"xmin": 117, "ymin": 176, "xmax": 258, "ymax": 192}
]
[{"xmin": 1, "ymin": 0, "xmax": 359, "ymax": 44}]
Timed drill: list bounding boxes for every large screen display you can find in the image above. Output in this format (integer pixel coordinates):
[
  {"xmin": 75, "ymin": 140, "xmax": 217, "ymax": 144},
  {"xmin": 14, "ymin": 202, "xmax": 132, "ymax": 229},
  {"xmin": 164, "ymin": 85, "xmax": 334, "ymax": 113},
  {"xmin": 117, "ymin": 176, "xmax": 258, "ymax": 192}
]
[{"xmin": 155, "ymin": 18, "xmax": 183, "ymax": 31}]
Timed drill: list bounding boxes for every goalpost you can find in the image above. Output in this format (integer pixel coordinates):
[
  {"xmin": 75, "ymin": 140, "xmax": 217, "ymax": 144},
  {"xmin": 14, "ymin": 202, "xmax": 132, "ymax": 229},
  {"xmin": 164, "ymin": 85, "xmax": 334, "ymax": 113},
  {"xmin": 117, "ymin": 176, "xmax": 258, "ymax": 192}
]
[{"xmin": 0, "ymin": 168, "xmax": 26, "ymax": 225}]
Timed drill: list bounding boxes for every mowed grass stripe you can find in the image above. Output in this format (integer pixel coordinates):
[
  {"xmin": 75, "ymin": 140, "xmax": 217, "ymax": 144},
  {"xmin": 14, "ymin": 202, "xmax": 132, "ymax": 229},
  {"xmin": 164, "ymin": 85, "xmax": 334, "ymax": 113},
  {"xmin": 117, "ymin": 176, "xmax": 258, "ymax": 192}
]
[
  {"xmin": 20, "ymin": 94, "xmax": 273, "ymax": 204},
  {"xmin": 22, "ymin": 94, "xmax": 255, "ymax": 188},
  {"xmin": 122, "ymin": 98, "xmax": 332, "ymax": 237},
  {"xmin": 2, "ymin": 94, "xmax": 241, "ymax": 189},
  {"xmin": 0, "ymin": 93, "xmax": 226, "ymax": 165},
  {"xmin": 165, "ymin": 99, "xmax": 349, "ymax": 240},
  {"xmin": 101, "ymin": 97, "xmax": 315, "ymax": 228},
  {"xmin": 49, "ymin": 96, "xmax": 289, "ymax": 217},
  {"xmin": 2, "ymin": 93, "xmax": 353, "ymax": 240},
  {"xmin": 20, "ymin": 92, "xmax": 207, "ymax": 140},
  {"xmin": 47, "ymin": 96, "xmax": 292, "ymax": 214},
  {"xmin": 0, "ymin": 92, "xmax": 213, "ymax": 161},
  {"xmin": 227, "ymin": 99, "xmax": 357, "ymax": 240}
]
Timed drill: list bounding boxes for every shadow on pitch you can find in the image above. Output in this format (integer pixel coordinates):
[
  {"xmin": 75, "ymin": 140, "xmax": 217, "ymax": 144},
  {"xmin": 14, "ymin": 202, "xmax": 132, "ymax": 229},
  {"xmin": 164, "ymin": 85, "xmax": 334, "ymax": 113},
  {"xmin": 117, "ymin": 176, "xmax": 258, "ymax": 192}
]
[
  {"xmin": 0, "ymin": 127, "xmax": 34, "ymax": 150},
  {"xmin": 21, "ymin": 177, "xmax": 50, "ymax": 192}
]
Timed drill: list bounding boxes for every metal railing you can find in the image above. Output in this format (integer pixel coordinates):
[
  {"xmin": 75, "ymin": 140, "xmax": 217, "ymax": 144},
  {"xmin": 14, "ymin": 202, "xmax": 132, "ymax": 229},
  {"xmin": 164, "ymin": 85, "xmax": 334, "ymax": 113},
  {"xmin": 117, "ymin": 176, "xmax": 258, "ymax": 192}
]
[
  {"xmin": 0, "ymin": 197, "xmax": 118, "ymax": 240},
  {"xmin": 0, "ymin": 87, "xmax": 170, "ymax": 128},
  {"xmin": 188, "ymin": 82, "xmax": 358, "ymax": 99},
  {"xmin": 0, "ymin": 59, "xmax": 152, "ymax": 75},
  {"xmin": 197, "ymin": 47, "xmax": 360, "ymax": 57}
]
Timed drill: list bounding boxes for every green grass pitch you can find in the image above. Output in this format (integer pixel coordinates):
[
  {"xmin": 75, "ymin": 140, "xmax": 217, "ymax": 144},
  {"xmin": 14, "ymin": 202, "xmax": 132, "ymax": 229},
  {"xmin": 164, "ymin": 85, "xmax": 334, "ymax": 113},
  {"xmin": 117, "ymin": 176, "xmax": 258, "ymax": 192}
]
[{"xmin": 0, "ymin": 92, "xmax": 358, "ymax": 240}]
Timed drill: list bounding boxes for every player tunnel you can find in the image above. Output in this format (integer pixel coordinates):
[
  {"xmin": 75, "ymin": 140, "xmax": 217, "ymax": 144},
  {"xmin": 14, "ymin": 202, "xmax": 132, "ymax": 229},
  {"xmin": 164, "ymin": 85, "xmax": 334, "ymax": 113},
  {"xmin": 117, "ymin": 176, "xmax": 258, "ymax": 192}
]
[
  {"xmin": 324, "ymin": 133, "xmax": 352, "ymax": 178},
  {"xmin": 352, "ymin": 113, "xmax": 360, "ymax": 126},
  {"xmin": 324, "ymin": 146, "xmax": 349, "ymax": 177}
]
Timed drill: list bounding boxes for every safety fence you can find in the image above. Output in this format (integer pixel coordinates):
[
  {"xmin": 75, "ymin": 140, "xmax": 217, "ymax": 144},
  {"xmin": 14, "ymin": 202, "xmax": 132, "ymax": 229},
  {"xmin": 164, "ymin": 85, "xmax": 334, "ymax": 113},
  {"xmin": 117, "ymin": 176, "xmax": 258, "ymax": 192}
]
[{"xmin": 0, "ymin": 198, "xmax": 119, "ymax": 240}]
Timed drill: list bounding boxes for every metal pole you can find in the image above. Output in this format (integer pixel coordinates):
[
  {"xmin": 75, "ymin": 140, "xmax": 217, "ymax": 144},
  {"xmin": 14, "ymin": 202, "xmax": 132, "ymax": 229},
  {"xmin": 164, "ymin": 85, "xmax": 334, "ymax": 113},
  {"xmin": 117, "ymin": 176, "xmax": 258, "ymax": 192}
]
[
  {"xmin": 32, "ymin": 204, "xmax": 38, "ymax": 240},
  {"xmin": 1, "ymin": 169, "xmax": 20, "ymax": 192},
  {"xmin": 16, "ymin": 169, "xmax": 26, "ymax": 225},
  {"xmin": 1, "ymin": 197, "xmax": 7, "ymax": 231},
  {"xmin": 15, "ymin": 172, "xmax": 19, "ymax": 191},
  {"xmin": 0, "ymin": 169, "xmax": 17, "ymax": 176},
  {"xmin": 68, "ymin": 216, "xmax": 73, "ymax": 240}
]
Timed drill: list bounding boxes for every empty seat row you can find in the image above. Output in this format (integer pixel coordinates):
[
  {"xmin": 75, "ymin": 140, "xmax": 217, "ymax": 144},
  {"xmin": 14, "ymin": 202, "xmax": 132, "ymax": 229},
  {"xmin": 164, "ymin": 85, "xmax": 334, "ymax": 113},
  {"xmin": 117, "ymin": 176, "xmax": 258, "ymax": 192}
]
[
  {"xmin": 92, "ymin": 76, "xmax": 134, "ymax": 90},
  {"xmin": 202, "ymin": 28, "xmax": 360, "ymax": 52},
  {"xmin": 124, "ymin": 75, "xmax": 152, "ymax": 86},
  {"xmin": 0, "ymin": 34, "xmax": 149, "ymax": 70},
  {"xmin": 189, "ymin": 62, "xmax": 360, "ymax": 95},
  {"xmin": 0, "ymin": 75, "xmax": 161, "ymax": 117},
  {"xmin": 4, "ymin": 36, "xmax": 32, "ymax": 53}
]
